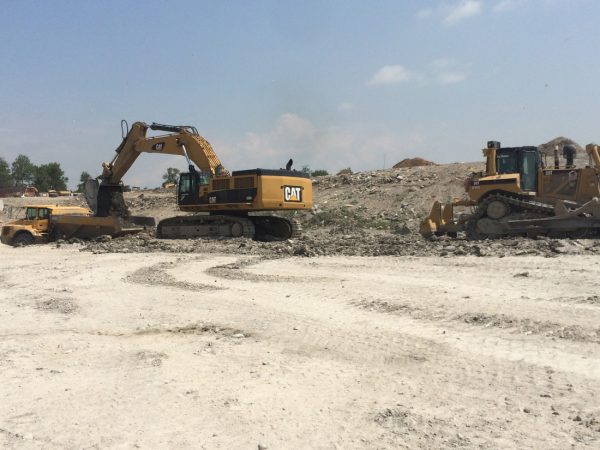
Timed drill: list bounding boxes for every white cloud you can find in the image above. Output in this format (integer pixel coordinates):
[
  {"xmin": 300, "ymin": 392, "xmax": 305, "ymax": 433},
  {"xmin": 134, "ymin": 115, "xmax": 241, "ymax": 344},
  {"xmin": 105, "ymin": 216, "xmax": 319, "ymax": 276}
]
[
  {"xmin": 437, "ymin": 72, "xmax": 467, "ymax": 85},
  {"xmin": 444, "ymin": 0, "xmax": 482, "ymax": 24},
  {"xmin": 218, "ymin": 113, "xmax": 418, "ymax": 173},
  {"xmin": 368, "ymin": 65, "xmax": 412, "ymax": 85},
  {"xmin": 274, "ymin": 113, "xmax": 314, "ymax": 139},
  {"xmin": 337, "ymin": 102, "xmax": 355, "ymax": 112},
  {"xmin": 368, "ymin": 58, "xmax": 469, "ymax": 87},
  {"xmin": 493, "ymin": 0, "xmax": 526, "ymax": 13}
]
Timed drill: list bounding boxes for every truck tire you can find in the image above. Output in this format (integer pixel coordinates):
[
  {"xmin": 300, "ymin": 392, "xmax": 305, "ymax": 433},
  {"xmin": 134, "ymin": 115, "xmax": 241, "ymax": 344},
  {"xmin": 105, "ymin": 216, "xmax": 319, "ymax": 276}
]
[{"xmin": 12, "ymin": 232, "xmax": 35, "ymax": 247}]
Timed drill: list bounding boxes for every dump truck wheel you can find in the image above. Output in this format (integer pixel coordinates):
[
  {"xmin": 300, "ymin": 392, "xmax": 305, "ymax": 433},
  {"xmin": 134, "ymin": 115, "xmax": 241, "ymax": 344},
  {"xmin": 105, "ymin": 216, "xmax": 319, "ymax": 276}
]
[{"xmin": 12, "ymin": 232, "xmax": 35, "ymax": 247}]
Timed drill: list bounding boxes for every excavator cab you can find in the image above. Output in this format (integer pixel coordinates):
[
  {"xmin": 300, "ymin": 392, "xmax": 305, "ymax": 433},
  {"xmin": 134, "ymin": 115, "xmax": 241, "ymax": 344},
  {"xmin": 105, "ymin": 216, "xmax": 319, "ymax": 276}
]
[{"xmin": 178, "ymin": 171, "xmax": 200, "ymax": 206}]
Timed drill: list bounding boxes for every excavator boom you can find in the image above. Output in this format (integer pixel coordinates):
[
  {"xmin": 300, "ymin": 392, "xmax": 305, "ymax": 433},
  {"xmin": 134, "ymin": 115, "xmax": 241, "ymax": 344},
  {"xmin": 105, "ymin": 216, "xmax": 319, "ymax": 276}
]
[{"xmin": 101, "ymin": 121, "xmax": 226, "ymax": 184}]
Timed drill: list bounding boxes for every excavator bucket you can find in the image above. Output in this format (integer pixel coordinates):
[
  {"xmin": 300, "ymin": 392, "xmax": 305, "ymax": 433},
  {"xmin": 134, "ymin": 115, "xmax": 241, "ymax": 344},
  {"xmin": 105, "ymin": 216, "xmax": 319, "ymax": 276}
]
[
  {"xmin": 419, "ymin": 201, "xmax": 461, "ymax": 237},
  {"xmin": 85, "ymin": 179, "xmax": 131, "ymax": 218},
  {"xmin": 84, "ymin": 179, "xmax": 155, "ymax": 228}
]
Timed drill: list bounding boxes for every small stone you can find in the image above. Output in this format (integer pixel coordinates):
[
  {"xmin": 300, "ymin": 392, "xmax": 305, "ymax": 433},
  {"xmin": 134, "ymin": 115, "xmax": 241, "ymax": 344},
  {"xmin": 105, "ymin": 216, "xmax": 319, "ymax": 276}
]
[
  {"xmin": 573, "ymin": 415, "xmax": 582, "ymax": 422},
  {"xmin": 258, "ymin": 445, "xmax": 268, "ymax": 450},
  {"xmin": 523, "ymin": 407, "xmax": 531, "ymax": 414},
  {"xmin": 232, "ymin": 333, "xmax": 245, "ymax": 339}
]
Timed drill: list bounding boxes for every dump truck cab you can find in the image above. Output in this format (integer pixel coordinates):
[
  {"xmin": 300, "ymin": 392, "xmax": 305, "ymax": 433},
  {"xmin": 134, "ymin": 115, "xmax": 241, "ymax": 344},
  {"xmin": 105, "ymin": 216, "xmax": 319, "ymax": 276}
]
[{"xmin": 1, "ymin": 205, "xmax": 92, "ymax": 246}]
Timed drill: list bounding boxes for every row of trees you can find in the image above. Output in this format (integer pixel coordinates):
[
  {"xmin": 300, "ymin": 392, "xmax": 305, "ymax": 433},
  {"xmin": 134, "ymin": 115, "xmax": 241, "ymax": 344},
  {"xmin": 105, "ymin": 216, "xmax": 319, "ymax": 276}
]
[{"xmin": 0, "ymin": 155, "xmax": 69, "ymax": 192}]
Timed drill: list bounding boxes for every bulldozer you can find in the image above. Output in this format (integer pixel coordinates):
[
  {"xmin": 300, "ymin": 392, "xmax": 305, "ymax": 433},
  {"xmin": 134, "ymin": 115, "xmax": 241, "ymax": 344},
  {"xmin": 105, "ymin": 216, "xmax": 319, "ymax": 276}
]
[
  {"xmin": 420, "ymin": 140, "xmax": 600, "ymax": 239},
  {"xmin": 85, "ymin": 121, "xmax": 313, "ymax": 240}
]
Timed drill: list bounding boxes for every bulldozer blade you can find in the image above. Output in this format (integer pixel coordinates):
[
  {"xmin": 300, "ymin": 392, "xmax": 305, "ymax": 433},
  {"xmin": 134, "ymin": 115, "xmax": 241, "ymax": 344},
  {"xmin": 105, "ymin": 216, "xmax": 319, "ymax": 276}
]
[{"xmin": 419, "ymin": 201, "xmax": 460, "ymax": 237}]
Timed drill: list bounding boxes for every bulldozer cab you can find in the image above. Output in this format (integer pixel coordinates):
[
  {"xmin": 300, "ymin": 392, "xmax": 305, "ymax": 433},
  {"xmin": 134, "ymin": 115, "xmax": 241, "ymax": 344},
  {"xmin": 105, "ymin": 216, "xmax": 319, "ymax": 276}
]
[{"xmin": 495, "ymin": 146, "xmax": 539, "ymax": 192}]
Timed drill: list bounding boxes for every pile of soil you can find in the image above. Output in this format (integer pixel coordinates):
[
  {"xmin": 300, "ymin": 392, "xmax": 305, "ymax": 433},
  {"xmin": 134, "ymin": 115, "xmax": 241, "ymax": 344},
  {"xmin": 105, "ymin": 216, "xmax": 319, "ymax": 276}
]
[
  {"xmin": 68, "ymin": 228, "xmax": 600, "ymax": 259},
  {"xmin": 7, "ymin": 154, "xmax": 600, "ymax": 258},
  {"xmin": 538, "ymin": 136, "xmax": 583, "ymax": 156},
  {"xmin": 393, "ymin": 157, "xmax": 435, "ymax": 169}
]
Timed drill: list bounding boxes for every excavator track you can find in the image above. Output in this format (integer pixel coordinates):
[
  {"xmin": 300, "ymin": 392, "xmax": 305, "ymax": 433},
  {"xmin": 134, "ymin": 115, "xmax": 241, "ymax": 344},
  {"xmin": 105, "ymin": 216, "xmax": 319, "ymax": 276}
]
[
  {"xmin": 157, "ymin": 215, "xmax": 255, "ymax": 239},
  {"xmin": 156, "ymin": 214, "xmax": 301, "ymax": 241},
  {"xmin": 250, "ymin": 216, "xmax": 302, "ymax": 241}
]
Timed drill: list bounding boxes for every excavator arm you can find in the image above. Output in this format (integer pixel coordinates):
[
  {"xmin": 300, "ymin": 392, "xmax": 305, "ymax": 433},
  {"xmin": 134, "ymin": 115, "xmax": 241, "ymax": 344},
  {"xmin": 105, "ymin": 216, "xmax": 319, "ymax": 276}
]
[
  {"xmin": 87, "ymin": 121, "xmax": 227, "ymax": 217},
  {"xmin": 101, "ymin": 121, "xmax": 227, "ymax": 184}
]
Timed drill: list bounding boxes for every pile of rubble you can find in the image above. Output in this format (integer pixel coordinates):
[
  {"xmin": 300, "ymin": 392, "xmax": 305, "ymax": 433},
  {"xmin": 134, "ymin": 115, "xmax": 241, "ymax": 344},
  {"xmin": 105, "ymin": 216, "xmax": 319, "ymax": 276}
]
[
  {"xmin": 69, "ymin": 228, "xmax": 600, "ymax": 258},
  {"xmin": 52, "ymin": 157, "xmax": 600, "ymax": 258}
]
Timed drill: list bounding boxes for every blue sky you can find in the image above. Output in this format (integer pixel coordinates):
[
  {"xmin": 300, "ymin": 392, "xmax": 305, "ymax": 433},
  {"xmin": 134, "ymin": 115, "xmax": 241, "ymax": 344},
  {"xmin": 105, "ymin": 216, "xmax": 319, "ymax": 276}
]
[{"xmin": 1, "ymin": 0, "xmax": 599, "ymax": 188}]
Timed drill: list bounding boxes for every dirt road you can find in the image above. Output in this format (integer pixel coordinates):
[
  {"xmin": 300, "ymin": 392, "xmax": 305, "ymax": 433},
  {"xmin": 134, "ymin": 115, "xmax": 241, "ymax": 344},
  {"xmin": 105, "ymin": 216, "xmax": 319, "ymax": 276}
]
[{"xmin": 1, "ymin": 245, "xmax": 600, "ymax": 449}]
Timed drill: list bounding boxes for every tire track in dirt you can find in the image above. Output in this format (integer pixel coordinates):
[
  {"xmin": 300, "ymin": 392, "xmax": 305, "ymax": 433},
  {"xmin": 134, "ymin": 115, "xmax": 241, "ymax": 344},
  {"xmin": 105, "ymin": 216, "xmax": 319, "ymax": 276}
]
[
  {"xmin": 208, "ymin": 288, "xmax": 600, "ymax": 448},
  {"xmin": 125, "ymin": 261, "xmax": 222, "ymax": 291},
  {"xmin": 354, "ymin": 298, "xmax": 600, "ymax": 344},
  {"xmin": 205, "ymin": 256, "xmax": 317, "ymax": 283}
]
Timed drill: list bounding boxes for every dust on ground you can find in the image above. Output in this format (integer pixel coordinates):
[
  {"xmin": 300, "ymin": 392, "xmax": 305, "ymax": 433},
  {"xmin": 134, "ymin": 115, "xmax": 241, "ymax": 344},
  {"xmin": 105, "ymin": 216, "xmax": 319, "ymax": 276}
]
[{"xmin": 1, "ymin": 246, "xmax": 600, "ymax": 448}]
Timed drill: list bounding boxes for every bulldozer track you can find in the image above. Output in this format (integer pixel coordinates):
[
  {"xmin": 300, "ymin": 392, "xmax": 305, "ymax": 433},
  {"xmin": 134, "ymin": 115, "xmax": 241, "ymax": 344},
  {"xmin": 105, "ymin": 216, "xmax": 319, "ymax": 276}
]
[{"xmin": 466, "ymin": 193, "xmax": 555, "ymax": 239}]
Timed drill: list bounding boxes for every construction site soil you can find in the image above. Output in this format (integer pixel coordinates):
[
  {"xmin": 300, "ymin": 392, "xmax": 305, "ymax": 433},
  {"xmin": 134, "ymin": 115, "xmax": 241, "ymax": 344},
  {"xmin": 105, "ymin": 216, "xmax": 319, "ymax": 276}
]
[
  {"xmin": 3, "ymin": 161, "xmax": 597, "ymax": 258},
  {"xmin": 2, "ymin": 162, "xmax": 600, "ymax": 448}
]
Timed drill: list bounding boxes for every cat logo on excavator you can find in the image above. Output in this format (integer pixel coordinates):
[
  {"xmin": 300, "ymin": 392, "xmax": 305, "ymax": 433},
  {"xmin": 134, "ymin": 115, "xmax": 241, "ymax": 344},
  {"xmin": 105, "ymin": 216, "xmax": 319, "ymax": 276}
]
[{"xmin": 284, "ymin": 185, "xmax": 302, "ymax": 202}]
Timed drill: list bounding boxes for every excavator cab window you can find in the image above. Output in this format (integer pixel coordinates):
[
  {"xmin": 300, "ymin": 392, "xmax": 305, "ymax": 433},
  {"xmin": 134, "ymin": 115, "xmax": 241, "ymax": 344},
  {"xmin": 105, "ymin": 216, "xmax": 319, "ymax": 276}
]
[{"xmin": 178, "ymin": 172, "xmax": 202, "ymax": 206}]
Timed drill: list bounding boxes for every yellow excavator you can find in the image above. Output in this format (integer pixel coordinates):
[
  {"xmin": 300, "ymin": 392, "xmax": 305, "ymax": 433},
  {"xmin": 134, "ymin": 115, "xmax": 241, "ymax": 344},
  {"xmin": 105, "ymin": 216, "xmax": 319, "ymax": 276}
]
[
  {"xmin": 85, "ymin": 121, "xmax": 313, "ymax": 240},
  {"xmin": 420, "ymin": 140, "xmax": 600, "ymax": 239}
]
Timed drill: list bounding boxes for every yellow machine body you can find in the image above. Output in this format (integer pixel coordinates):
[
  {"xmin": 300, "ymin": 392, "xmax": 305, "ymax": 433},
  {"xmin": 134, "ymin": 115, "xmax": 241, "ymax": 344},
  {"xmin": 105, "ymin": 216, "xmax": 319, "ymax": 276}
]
[{"xmin": 420, "ymin": 142, "xmax": 600, "ymax": 238}]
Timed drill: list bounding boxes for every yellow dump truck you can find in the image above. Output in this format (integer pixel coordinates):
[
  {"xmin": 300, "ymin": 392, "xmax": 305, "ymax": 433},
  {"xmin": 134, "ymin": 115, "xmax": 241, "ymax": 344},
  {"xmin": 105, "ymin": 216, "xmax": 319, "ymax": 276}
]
[{"xmin": 0, "ymin": 205, "xmax": 151, "ymax": 246}]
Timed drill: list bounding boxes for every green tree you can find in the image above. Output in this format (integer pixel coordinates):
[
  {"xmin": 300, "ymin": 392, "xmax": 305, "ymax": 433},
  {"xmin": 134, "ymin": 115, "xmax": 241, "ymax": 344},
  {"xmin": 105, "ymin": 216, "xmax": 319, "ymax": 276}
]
[
  {"xmin": 11, "ymin": 154, "xmax": 36, "ymax": 187},
  {"xmin": 162, "ymin": 167, "xmax": 180, "ymax": 185},
  {"xmin": 0, "ymin": 157, "xmax": 13, "ymax": 188},
  {"xmin": 301, "ymin": 165, "xmax": 311, "ymax": 176},
  {"xmin": 77, "ymin": 171, "xmax": 93, "ymax": 192},
  {"xmin": 311, "ymin": 169, "xmax": 329, "ymax": 177},
  {"xmin": 34, "ymin": 163, "xmax": 69, "ymax": 192}
]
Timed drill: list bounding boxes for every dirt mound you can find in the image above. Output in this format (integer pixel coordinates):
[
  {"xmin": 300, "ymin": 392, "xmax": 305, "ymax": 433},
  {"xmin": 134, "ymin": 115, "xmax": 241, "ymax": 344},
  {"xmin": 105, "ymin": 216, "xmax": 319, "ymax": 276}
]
[
  {"xmin": 72, "ymin": 228, "xmax": 600, "ymax": 259},
  {"xmin": 393, "ymin": 158, "xmax": 435, "ymax": 169},
  {"xmin": 538, "ymin": 136, "xmax": 583, "ymax": 155}
]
